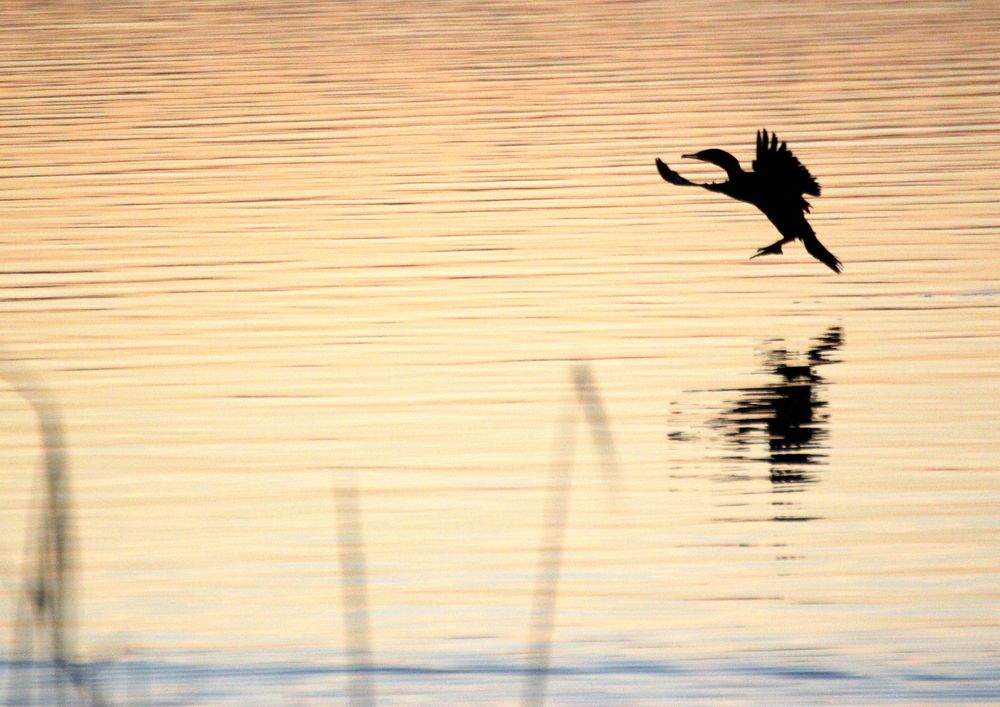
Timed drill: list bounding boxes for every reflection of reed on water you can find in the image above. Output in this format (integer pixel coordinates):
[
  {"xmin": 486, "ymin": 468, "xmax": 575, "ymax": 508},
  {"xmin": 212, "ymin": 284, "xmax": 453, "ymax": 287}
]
[{"xmin": 712, "ymin": 327, "xmax": 843, "ymax": 485}]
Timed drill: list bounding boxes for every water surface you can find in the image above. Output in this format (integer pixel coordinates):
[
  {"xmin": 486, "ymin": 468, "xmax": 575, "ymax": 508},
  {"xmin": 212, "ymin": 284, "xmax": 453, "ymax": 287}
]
[{"xmin": 2, "ymin": 1, "xmax": 999, "ymax": 703}]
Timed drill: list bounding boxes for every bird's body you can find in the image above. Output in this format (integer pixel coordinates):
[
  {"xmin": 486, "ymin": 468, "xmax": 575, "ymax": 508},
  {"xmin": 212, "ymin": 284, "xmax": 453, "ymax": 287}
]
[{"xmin": 656, "ymin": 130, "xmax": 842, "ymax": 273}]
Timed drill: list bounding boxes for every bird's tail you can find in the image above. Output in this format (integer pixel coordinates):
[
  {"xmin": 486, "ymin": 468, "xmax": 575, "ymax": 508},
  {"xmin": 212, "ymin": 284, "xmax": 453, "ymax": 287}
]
[{"xmin": 802, "ymin": 233, "xmax": 842, "ymax": 273}]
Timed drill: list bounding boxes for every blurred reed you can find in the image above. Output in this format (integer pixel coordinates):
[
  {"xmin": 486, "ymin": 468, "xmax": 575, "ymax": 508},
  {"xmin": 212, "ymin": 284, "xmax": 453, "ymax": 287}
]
[
  {"xmin": 334, "ymin": 477, "xmax": 375, "ymax": 707},
  {"xmin": 2, "ymin": 359, "xmax": 106, "ymax": 706},
  {"xmin": 522, "ymin": 364, "xmax": 620, "ymax": 707},
  {"xmin": 2, "ymin": 359, "xmax": 620, "ymax": 705}
]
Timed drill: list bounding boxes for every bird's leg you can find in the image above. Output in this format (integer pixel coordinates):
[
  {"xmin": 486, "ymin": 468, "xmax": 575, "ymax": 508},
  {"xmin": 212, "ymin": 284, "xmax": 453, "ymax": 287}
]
[{"xmin": 750, "ymin": 238, "xmax": 789, "ymax": 260}]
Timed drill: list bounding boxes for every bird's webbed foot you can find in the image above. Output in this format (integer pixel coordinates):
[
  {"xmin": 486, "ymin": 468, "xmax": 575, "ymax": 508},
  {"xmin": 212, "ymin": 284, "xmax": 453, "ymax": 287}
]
[{"xmin": 750, "ymin": 241, "xmax": 785, "ymax": 259}]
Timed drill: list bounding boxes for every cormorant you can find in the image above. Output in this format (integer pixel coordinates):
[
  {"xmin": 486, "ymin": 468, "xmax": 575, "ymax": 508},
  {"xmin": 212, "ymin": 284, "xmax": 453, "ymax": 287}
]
[{"xmin": 655, "ymin": 129, "xmax": 842, "ymax": 273}]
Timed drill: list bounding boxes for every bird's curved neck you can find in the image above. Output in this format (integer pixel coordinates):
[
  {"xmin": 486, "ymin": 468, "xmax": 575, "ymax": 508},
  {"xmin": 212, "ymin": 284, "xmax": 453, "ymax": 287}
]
[{"xmin": 712, "ymin": 151, "xmax": 745, "ymax": 181}]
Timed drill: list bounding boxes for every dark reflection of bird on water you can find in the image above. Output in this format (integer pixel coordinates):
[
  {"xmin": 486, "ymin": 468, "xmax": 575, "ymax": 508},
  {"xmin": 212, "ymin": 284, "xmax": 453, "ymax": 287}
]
[
  {"xmin": 711, "ymin": 327, "xmax": 843, "ymax": 487},
  {"xmin": 655, "ymin": 129, "xmax": 842, "ymax": 273}
]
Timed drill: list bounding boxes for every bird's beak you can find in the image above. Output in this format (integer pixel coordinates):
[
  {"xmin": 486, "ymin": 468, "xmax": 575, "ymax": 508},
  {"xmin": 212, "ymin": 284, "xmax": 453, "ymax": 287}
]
[{"xmin": 682, "ymin": 153, "xmax": 701, "ymax": 161}]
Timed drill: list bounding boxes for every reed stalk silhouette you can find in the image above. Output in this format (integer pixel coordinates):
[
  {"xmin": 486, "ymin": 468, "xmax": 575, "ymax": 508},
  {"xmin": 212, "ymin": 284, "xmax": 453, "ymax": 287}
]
[
  {"xmin": 522, "ymin": 364, "xmax": 620, "ymax": 707},
  {"xmin": 334, "ymin": 478, "xmax": 375, "ymax": 707},
  {"xmin": 2, "ymin": 360, "xmax": 106, "ymax": 706}
]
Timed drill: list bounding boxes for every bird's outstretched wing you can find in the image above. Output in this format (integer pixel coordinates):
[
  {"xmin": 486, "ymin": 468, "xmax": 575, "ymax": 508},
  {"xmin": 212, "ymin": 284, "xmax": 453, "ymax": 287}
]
[
  {"xmin": 753, "ymin": 129, "xmax": 821, "ymax": 197},
  {"xmin": 655, "ymin": 158, "xmax": 697, "ymax": 186}
]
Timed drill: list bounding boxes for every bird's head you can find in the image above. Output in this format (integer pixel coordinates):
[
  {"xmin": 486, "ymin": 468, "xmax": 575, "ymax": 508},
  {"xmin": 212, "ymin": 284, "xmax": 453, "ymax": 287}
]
[{"xmin": 682, "ymin": 148, "xmax": 742, "ymax": 177}]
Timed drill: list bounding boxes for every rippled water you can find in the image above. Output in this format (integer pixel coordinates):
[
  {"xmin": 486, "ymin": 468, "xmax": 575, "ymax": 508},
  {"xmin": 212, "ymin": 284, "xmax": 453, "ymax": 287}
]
[{"xmin": 2, "ymin": 1, "xmax": 999, "ymax": 704}]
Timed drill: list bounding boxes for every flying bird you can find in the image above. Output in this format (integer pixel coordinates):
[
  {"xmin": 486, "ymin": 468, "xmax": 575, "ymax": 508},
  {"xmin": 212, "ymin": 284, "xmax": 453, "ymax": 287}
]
[{"xmin": 655, "ymin": 130, "xmax": 842, "ymax": 273}]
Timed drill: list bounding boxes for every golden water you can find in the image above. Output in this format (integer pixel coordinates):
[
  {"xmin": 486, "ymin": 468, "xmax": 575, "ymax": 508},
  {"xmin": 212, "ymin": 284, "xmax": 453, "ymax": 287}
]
[{"xmin": 2, "ymin": 1, "xmax": 999, "ymax": 703}]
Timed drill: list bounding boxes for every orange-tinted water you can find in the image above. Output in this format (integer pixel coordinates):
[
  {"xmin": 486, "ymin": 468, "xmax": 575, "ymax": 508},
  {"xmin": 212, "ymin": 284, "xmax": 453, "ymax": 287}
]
[{"xmin": 2, "ymin": 1, "xmax": 999, "ymax": 703}]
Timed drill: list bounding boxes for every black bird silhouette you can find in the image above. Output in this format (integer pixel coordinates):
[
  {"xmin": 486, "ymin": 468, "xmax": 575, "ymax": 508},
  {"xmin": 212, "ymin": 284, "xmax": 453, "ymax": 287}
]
[{"xmin": 656, "ymin": 130, "xmax": 842, "ymax": 273}]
